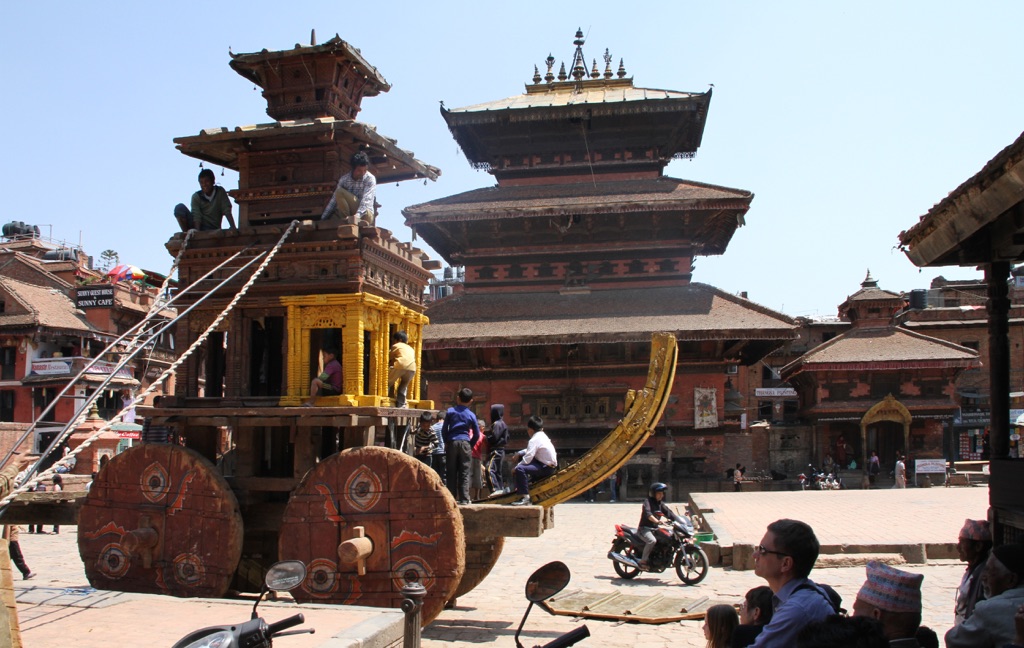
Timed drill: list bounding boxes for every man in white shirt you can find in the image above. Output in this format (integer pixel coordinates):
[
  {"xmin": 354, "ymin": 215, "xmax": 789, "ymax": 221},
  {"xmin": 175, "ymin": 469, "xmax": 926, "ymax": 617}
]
[{"xmin": 509, "ymin": 416, "xmax": 557, "ymax": 506}]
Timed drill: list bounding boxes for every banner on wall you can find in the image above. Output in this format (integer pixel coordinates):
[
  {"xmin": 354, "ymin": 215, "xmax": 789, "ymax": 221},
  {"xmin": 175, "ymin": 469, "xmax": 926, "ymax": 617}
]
[{"xmin": 695, "ymin": 387, "xmax": 718, "ymax": 429}]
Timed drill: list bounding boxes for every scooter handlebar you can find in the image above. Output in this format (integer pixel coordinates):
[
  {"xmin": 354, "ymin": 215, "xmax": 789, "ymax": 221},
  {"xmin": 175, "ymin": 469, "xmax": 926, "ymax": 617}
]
[
  {"xmin": 539, "ymin": 624, "xmax": 590, "ymax": 648},
  {"xmin": 267, "ymin": 613, "xmax": 305, "ymax": 636}
]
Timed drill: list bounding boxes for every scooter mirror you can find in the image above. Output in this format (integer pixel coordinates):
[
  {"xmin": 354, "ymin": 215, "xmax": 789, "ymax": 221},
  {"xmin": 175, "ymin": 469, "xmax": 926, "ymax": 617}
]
[
  {"xmin": 265, "ymin": 560, "xmax": 307, "ymax": 592},
  {"xmin": 524, "ymin": 561, "xmax": 570, "ymax": 603}
]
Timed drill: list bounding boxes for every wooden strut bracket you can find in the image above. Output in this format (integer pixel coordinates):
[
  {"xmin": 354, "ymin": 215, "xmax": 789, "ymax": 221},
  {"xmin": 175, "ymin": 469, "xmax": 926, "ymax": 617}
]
[{"xmin": 337, "ymin": 525, "xmax": 373, "ymax": 576}]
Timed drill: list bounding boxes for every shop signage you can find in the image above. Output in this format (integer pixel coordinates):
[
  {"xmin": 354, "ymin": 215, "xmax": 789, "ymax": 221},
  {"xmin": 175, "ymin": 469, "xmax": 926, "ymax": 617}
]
[
  {"xmin": 955, "ymin": 409, "xmax": 1024, "ymax": 425},
  {"xmin": 30, "ymin": 360, "xmax": 71, "ymax": 375},
  {"xmin": 915, "ymin": 459, "xmax": 947, "ymax": 474},
  {"xmin": 955, "ymin": 410, "xmax": 989, "ymax": 425},
  {"xmin": 755, "ymin": 387, "xmax": 797, "ymax": 397},
  {"xmin": 75, "ymin": 285, "xmax": 114, "ymax": 309}
]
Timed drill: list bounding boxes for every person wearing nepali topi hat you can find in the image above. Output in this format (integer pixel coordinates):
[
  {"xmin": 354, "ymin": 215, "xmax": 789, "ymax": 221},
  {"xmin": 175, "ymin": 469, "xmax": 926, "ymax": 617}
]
[
  {"xmin": 954, "ymin": 518, "xmax": 992, "ymax": 625},
  {"xmin": 946, "ymin": 543, "xmax": 1024, "ymax": 648},
  {"xmin": 851, "ymin": 560, "xmax": 924, "ymax": 647}
]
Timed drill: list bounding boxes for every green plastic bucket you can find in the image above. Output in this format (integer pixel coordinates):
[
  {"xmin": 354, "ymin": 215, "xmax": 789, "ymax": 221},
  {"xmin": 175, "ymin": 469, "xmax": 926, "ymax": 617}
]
[{"xmin": 694, "ymin": 532, "xmax": 714, "ymax": 545}]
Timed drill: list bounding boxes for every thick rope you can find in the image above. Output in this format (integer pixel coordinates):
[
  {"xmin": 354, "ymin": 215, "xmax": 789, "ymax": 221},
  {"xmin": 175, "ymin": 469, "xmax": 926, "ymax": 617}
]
[{"xmin": 0, "ymin": 221, "xmax": 299, "ymax": 511}]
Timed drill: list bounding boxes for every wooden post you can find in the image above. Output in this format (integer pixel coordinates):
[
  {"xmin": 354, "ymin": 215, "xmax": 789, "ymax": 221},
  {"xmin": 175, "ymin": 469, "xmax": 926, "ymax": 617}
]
[
  {"xmin": 987, "ymin": 262, "xmax": 1011, "ymax": 459},
  {"xmin": 401, "ymin": 582, "xmax": 427, "ymax": 647}
]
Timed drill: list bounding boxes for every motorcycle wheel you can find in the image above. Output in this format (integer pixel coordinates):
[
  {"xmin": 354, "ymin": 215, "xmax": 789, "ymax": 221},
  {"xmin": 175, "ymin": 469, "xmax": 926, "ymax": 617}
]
[
  {"xmin": 675, "ymin": 545, "xmax": 709, "ymax": 585},
  {"xmin": 612, "ymin": 541, "xmax": 641, "ymax": 580}
]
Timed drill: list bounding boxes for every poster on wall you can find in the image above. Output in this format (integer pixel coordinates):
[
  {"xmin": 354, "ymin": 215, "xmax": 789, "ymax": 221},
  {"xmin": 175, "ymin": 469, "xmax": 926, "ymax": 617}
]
[{"xmin": 695, "ymin": 387, "xmax": 718, "ymax": 429}]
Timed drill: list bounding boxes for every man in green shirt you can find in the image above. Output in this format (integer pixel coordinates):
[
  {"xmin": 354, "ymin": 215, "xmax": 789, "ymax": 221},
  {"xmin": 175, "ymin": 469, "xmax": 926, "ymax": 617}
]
[{"xmin": 174, "ymin": 168, "xmax": 237, "ymax": 231}]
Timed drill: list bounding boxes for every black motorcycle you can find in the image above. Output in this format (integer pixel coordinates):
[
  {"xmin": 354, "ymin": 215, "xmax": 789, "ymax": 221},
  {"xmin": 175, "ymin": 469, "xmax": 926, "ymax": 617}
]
[{"xmin": 607, "ymin": 516, "xmax": 709, "ymax": 585}]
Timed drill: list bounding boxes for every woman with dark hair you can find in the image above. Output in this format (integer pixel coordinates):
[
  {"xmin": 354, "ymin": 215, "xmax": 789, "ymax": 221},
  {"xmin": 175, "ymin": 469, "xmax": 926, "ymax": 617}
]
[
  {"xmin": 704, "ymin": 604, "xmax": 739, "ymax": 648},
  {"xmin": 732, "ymin": 585, "xmax": 774, "ymax": 647}
]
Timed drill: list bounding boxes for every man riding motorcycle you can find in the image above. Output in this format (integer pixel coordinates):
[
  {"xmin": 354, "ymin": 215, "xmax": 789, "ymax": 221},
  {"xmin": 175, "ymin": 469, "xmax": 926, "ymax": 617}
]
[{"xmin": 638, "ymin": 482, "xmax": 685, "ymax": 569}]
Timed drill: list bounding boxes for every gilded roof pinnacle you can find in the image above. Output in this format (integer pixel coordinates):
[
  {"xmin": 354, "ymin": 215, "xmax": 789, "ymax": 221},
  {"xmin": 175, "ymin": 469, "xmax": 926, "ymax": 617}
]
[{"xmin": 529, "ymin": 30, "xmax": 632, "ymax": 86}]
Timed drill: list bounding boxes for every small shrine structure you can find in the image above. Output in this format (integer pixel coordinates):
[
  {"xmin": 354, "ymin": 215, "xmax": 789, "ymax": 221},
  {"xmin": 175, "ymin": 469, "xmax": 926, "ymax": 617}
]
[{"xmin": 781, "ymin": 272, "xmax": 980, "ymax": 470}]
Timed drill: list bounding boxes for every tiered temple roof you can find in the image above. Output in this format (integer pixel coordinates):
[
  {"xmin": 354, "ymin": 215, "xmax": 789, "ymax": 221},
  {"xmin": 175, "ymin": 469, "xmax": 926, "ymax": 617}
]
[
  {"xmin": 424, "ymin": 283, "xmax": 794, "ymax": 355},
  {"xmin": 439, "ymin": 28, "xmax": 712, "ymax": 180}
]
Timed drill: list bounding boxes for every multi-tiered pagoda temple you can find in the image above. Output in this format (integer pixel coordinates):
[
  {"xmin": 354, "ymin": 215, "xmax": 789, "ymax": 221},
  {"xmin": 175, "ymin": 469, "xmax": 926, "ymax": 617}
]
[{"xmin": 406, "ymin": 31, "xmax": 796, "ymax": 479}]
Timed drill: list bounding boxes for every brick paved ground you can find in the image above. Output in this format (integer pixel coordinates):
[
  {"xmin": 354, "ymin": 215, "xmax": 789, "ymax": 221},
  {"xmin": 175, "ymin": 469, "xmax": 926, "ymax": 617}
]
[
  {"xmin": 10, "ymin": 485, "xmax": 988, "ymax": 647},
  {"xmin": 422, "ymin": 487, "xmax": 989, "ymax": 648}
]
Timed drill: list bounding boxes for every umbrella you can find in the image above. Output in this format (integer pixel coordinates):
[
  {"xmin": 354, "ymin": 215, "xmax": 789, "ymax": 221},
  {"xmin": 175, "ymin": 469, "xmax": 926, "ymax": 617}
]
[{"xmin": 106, "ymin": 264, "xmax": 145, "ymax": 283}]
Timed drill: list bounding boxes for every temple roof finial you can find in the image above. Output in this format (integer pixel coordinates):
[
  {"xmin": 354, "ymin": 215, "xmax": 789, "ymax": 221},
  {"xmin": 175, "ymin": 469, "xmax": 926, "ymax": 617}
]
[
  {"xmin": 557, "ymin": 62, "xmax": 567, "ymax": 81},
  {"xmin": 590, "ymin": 58, "xmax": 600, "ymax": 79},
  {"xmin": 532, "ymin": 65, "xmax": 542, "ymax": 84},
  {"xmin": 617, "ymin": 58, "xmax": 627, "ymax": 78},
  {"xmin": 862, "ymin": 269, "xmax": 878, "ymax": 288},
  {"xmin": 544, "ymin": 54, "xmax": 555, "ymax": 83},
  {"xmin": 570, "ymin": 28, "xmax": 587, "ymax": 81},
  {"xmin": 603, "ymin": 48, "xmax": 613, "ymax": 79}
]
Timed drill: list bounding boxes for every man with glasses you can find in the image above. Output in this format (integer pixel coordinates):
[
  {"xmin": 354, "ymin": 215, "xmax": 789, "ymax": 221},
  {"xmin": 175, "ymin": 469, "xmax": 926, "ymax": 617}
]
[{"xmin": 750, "ymin": 519, "xmax": 836, "ymax": 647}]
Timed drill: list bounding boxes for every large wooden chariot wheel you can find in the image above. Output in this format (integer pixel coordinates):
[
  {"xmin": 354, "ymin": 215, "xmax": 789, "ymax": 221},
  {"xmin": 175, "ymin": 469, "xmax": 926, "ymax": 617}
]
[
  {"xmin": 77, "ymin": 444, "xmax": 244, "ymax": 597},
  {"xmin": 279, "ymin": 446, "xmax": 464, "ymax": 625}
]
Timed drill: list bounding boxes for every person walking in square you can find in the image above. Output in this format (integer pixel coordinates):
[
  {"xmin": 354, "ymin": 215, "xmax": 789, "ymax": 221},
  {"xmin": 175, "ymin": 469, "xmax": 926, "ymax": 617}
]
[
  {"xmin": 3, "ymin": 526, "xmax": 33, "ymax": 580},
  {"xmin": 894, "ymin": 454, "xmax": 907, "ymax": 488}
]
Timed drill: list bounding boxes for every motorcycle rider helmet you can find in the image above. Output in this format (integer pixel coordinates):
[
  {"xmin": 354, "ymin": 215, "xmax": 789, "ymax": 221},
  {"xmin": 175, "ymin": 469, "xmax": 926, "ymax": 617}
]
[{"xmin": 649, "ymin": 482, "xmax": 669, "ymax": 498}]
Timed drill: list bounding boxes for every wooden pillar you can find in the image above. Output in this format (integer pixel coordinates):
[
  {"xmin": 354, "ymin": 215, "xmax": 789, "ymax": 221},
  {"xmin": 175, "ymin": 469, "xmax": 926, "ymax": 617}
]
[
  {"xmin": 987, "ymin": 261, "xmax": 1011, "ymax": 459},
  {"xmin": 860, "ymin": 421, "xmax": 868, "ymax": 469}
]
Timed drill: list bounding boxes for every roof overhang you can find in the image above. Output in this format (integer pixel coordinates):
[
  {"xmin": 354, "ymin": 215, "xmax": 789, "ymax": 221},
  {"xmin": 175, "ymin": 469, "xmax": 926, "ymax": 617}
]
[
  {"xmin": 899, "ymin": 131, "xmax": 1024, "ymax": 267},
  {"xmin": 174, "ymin": 118, "xmax": 440, "ymax": 183}
]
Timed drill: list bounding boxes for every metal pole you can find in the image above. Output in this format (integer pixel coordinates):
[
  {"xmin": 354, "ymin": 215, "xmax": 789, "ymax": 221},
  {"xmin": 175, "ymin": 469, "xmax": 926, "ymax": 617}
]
[{"xmin": 401, "ymin": 582, "xmax": 427, "ymax": 648}]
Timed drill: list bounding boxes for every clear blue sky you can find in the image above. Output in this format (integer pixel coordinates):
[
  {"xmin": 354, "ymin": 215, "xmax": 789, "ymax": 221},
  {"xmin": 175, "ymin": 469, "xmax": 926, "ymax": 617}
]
[{"xmin": 3, "ymin": 1, "xmax": 1021, "ymax": 317}]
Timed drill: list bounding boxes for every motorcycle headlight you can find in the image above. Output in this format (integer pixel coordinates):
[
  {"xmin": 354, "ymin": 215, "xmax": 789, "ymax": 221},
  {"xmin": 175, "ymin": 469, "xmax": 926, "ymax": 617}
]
[{"xmin": 181, "ymin": 631, "xmax": 235, "ymax": 648}]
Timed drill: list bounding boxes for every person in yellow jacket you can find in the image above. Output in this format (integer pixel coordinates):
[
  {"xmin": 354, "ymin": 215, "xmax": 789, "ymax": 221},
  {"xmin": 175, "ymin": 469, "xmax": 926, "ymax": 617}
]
[{"xmin": 388, "ymin": 331, "xmax": 417, "ymax": 408}]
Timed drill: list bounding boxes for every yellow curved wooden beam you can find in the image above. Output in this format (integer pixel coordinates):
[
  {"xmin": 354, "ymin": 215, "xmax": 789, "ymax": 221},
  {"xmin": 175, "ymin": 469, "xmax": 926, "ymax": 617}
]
[{"xmin": 490, "ymin": 332, "xmax": 678, "ymax": 507}]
